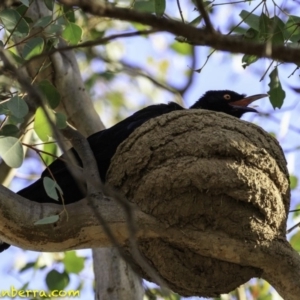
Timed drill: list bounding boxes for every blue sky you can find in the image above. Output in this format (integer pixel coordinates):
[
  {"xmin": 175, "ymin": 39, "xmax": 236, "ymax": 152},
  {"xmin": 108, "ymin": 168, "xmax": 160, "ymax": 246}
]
[{"xmin": 1, "ymin": 0, "xmax": 300, "ymax": 299}]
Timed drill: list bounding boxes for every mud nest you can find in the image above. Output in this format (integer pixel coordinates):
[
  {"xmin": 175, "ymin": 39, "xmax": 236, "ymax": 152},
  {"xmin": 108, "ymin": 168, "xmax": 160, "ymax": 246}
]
[{"xmin": 107, "ymin": 110, "xmax": 290, "ymax": 297}]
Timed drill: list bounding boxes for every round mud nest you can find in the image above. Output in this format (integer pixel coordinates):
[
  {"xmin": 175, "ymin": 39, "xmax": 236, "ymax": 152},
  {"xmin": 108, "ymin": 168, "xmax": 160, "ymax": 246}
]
[{"xmin": 107, "ymin": 110, "xmax": 290, "ymax": 297}]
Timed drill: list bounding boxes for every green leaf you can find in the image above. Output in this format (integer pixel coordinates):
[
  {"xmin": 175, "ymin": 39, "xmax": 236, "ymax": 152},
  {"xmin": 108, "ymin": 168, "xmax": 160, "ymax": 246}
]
[
  {"xmin": 292, "ymin": 204, "xmax": 300, "ymax": 218},
  {"xmin": 189, "ymin": 16, "xmax": 202, "ymax": 27},
  {"xmin": 170, "ymin": 42, "xmax": 192, "ymax": 55},
  {"xmin": 268, "ymin": 68, "xmax": 285, "ymax": 109},
  {"xmin": 244, "ymin": 28, "xmax": 259, "ymax": 40},
  {"xmin": 259, "ymin": 14, "xmax": 284, "ymax": 45},
  {"xmin": 271, "ymin": 16, "xmax": 285, "ymax": 45},
  {"xmin": 7, "ymin": 96, "xmax": 29, "ymax": 118},
  {"xmin": 284, "ymin": 15, "xmax": 300, "ymax": 42},
  {"xmin": 22, "ymin": 37, "xmax": 44, "ymax": 60},
  {"xmin": 133, "ymin": 0, "xmax": 155, "ymax": 13},
  {"xmin": 155, "ymin": 0, "xmax": 165, "ymax": 17},
  {"xmin": 46, "ymin": 270, "xmax": 69, "ymax": 291},
  {"xmin": 19, "ymin": 262, "xmax": 36, "ymax": 272},
  {"xmin": 34, "ymin": 106, "xmax": 55, "ymax": 142},
  {"xmin": 34, "ymin": 215, "xmax": 59, "ymax": 225},
  {"xmin": 42, "ymin": 142, "xmax": 57, "ymax": 166},
  {"xmin": 15, "ymin": 4, "xmax": 28, "ymax": 17},
  {"xmin": 63, "ymin": 251, "xmax": 85, "ymax": 274},
  {"xmin": 33, "ymin": 16, "xmax": 52, "ymax": 28},
  {"xmin": 44, "ymin": 0, "xmax": 54, "ymax": 11},
  {"xmin": 63, "ymin": 6, "xmax": 75, "ymax": 23},
  {"xmin": 45, "ymin": 24, "xmax": 64, "ymax": 36},
  {"xmin": 239, "ymin": 10, "xmax": 260, "ymax": 31},
  {"xmin": 0, "ymin": 8, "xmax": 29, "ymax": 37},
  {"xmin": 0, "ymin": 103, "xmax": 10, "ymax": 116},
  {"xmin": 20, "ymin": 0, "xmax": 30, "ymax": 7},
  {"xmin": 55, "ymin": 112, "xmax": 67, "ymax": 129},
  {"xmin": 231, "ymin": 26, "xmax": 248, "ymax": 35},
  {"xmin": 7, "ymin": 115, "xmax": 24, "ymax": 125},
  {"xmin": 43, "ymin": 176, "xmax": 63, "ymax": 201},
  {"xmin": 38, "ymin": 80, "xmax": 61, "ymax": 109},
  {"xmin": 259, "ymin": 13, "xmax": 270, "ymax": 39},
  {"xmin": 290, "ymin": 175, "xmax": 298, "ymax": 190},
  {"xmin": 0, "ymin": 124, "xmax": 19, "ymax": 137},
  {"xmin": 0, "ymin": 136, "xmax": 23, "ymax": 168},
  {"xmin": 62, "ymin": 22, "xmax": 82, "ymax": 45},
  {"xmin": 290, "ymin": 231, "xmax": 300, "ymax": 251},
  {"xmin": 7, "ymin": 50, "xmax": 24, "ymax": 64},
  {"xmin": 242, "ymin": 54, "xmax": 258, "ymax": 68}
]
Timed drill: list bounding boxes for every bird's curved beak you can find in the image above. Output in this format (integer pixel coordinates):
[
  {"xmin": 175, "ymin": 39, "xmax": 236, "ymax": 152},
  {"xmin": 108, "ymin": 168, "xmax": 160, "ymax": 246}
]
[{"xmin": 229, "ymin": 94, "xmax": 268, "ymax": 107}]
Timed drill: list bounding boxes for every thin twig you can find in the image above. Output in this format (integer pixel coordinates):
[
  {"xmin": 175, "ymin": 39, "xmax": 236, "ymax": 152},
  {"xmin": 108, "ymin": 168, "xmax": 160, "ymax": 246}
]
[
  {"xmin": 178, "ymin": 45, "xmax": 197, "ymax": 96},
  {"xmin": 23, "ymin": 30, "xmax": 158, "ymax": 68},
  {"xmin": 176, "ymin": 0, "xmax": 185, "ymax": 23},
  {"xmin": 287, "ymin": 221, "xmax": 300, "ymax": 234},
  {"xmin": 56, "ymin": 0, "xmax": 300, "ymax": 64},
  {"xmin": 194, "ymin": 0, "xmax": 214, "ymax": 32},
  {"xmin": 259, "ymin": 60, "xmax": 275, "ymax": 82}
]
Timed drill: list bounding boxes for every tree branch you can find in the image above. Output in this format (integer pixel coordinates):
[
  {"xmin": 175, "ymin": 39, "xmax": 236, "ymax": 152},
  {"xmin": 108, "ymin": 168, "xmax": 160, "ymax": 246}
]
[
  {"xmin": 0, "ymin": 178, "xmax": 298, "ymax": 299},
  {"xmin": 194, "ymin": 0, "xmax": 214, "ymax": 32},
  {"xmin": 58, "ymin": 0, "xmax": 300, "ymax": 64},
  {"xmin": 0, "ymin": 109, "xmax": 297, "ymax": 299}
]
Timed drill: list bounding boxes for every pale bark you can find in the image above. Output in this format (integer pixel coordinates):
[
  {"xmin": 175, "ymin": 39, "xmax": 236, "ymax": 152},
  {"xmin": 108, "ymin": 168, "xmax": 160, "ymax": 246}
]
[{"xmin": 93, "ymin": 248, "xmax": 144, "ymax": 300}]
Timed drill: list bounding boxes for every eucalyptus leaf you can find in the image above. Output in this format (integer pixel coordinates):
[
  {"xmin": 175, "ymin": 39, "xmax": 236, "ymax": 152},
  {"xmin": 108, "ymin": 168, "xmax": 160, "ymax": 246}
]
[
  {"xmin": 155, "ymin": 0, "xmax": 166, "ymax": 17},
  {"xmin": 242, "ymin": 54, "xmax": 258, "ymax": 68},
  {"xmin": 268, "ymin": 68, "xmax": 285, "ymax": 109},
  {"xmin": 38, "ymin": 80, "xmax": 61, "ymax": 109},
  {"xmin": 42, "ymin": 142, "xmax": 57, "ymax": 166},
  {"xmin": 63, "ymin": 251, "xmax": 85, "ymax": 274},
  {"xmin": 45, "ymin": 24, "xmax": 64, "ymax": 36},
  {"xmin": 0, "ymin": 136, "xmax": 24, "ymax": 168},
  {"xmin": 34, "ymin": 215, "xmax": 59, "ymax": 225},
  {"xmin": 33, "ymin": 16, "xmax": 52, "ymax": 28},
  {"xmin": 170, "ymin": 42, "xmax": 192, "ymax": 55},
  {"xmin": 290, "ymin": 175, "xmax": 298, "ymax": 190},
  {"xmin": 22, "ymin": 37, "xmax": 44, "ymax": 60},
  {"xmin": 46, "ymin": 270, "xmax": 69, "ymax": 290},
  {"xmin": 284, "ymin": 15, "xmax": 300, "ymax": 42},
  {"xmin": 0, "ymin": 124, "xmax": 19, "ymax": 137},
  {"xmin": 62, "ymin": 22, "xmax": 82, "ymax": 45},
  {"xmin": 43, "ymin": 177, "xmax": 63, "ymax": 201},
  {"xmin": 133, "ymin": 0, "xmax": 155, "ymax": 13},
  {"xmin": 44, "ymin": 0, "xmax": 54, "ymax": 11},
  {"xmin": 239, "ymin": 10, "xmax": 260, "ymax": 31},
  {"xmin": 0, "ymin": 8, "xmax": 29, "ymax": 37},
  {"xmin": 7, "ymin": 96, "xmax": 29, "ymax": 118},
  {"xmin": 55, "ymin": 112, "xmax": 67, "ymax": 129},
  {"xmin": 34, "ymin": 106, "xmax": 55, "ymax": 142},
  {"xmin": 189, "ymin": 16, "xmax": 202, "ymax": 27}
]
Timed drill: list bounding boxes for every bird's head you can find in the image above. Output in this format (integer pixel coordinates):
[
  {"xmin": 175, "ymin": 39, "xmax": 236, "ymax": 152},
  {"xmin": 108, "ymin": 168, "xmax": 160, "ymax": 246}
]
[{"xmin": 190, "ymin": 90, "xmax": 268, "ymax": 118}]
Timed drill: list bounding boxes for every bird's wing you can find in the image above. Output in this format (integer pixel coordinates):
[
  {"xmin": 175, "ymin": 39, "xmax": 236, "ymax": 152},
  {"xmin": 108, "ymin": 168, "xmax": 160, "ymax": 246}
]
[{"xmin": 18, "ymin": 102, "xmax": 183, "ymax": 204}]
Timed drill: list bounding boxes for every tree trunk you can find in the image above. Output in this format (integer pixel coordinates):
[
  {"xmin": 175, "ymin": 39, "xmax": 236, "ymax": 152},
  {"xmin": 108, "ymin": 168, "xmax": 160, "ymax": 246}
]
[{"xmin": 12, "ymin": 1, "xmax": 144, "ymax": 299}]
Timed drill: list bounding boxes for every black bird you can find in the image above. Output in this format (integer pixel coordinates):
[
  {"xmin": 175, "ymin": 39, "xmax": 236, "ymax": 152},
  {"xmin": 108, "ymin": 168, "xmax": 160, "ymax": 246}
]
[{"xmin": 0, "ymin": 90, "xmax": 267, "ymax": 252}]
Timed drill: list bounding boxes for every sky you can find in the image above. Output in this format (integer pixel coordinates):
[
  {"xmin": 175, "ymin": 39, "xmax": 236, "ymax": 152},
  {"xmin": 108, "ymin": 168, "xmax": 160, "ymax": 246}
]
[{"xmin": 1, "ymin": 0, "xmax": 300, "ymax": 299}]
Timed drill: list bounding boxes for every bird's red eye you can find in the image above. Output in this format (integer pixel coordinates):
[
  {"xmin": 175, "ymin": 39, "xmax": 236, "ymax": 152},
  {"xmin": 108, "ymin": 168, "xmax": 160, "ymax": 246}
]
[{"xmin": 223, "ymin": 94, "xmax": 231, "ymax": 100}]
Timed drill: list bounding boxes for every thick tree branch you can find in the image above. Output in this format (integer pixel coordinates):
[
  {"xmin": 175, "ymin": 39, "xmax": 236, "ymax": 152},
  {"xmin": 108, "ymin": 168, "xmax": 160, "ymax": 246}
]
[
  {"xmin": 0, "ymin": 180, "xmax": 298, "ymax": 299},
  {"xmin": 58, "ymin": 0, "xmax": 300, "ymax": 64},
  {"xmin": 0, "ymin": 110, "xmax": 296, "ymax": 299}
]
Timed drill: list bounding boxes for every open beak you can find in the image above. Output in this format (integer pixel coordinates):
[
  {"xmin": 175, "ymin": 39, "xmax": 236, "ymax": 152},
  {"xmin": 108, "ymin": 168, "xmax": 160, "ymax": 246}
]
[
  {"xmin": 229, "ymin": 94, "xmax": 268, "ymax": 113},
  {"xmin": 230, "ymin": 94, "xmax": 268, "ymax": 107}
]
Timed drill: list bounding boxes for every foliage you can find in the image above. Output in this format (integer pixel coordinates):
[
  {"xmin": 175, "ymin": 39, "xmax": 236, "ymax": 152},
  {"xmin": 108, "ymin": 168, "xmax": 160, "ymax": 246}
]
[{"xmin": 0, "ymin": 0, "xmax": 299, "ymax": 299}]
